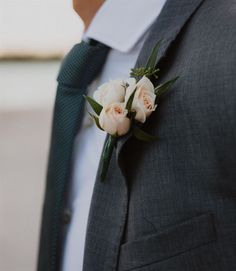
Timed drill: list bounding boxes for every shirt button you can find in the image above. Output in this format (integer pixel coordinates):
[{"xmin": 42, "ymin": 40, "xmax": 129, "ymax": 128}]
[{"xmin": 61, "ymin": 209, "xmax": 71, "ymax": 224}]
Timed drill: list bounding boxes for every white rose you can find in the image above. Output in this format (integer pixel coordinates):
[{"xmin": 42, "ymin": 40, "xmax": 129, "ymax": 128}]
[
  {"xmin": 125, "ymin": 76, "xmax": 157, "ymax": 123},
  {"xmin": 93, "ymin": 79, "xmax": 125, "ymax": 106},
  {"xmin": 99, "ymin": 102, "xmax": 131, "ymax": 136}
]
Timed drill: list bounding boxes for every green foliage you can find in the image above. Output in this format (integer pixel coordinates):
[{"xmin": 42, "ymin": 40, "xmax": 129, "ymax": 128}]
[
  {"xmin": 145, "ymin": 40, "xmax": 162, "ymax": 69},
  {"xmin": 130, "ymin": 41, "xmax": 162, "ymax": 80},
  {"xmin": 100, "ymin": 135, "xmax": 117, "ymax": 182},
  {"xmin": 133, "ymin": 126, "xmax": 158, "ymax": 142},
  {"xmin": 155, "ymin": 76, "xmax": 179, "ymax": 98},
  {"xmin": 130, "ymin": 67, "xmax": 160, "ymax": 80},
  {"xmin": 88, "ymin": 112, "xmax": 104, "ymax": 131},
  {"xmin": 126, "ymin": 87, "xmax": 137, "ymax": 111},
  {"xmin": 84, "ymin": 95, "xmax": 103, "ymax": 115}
]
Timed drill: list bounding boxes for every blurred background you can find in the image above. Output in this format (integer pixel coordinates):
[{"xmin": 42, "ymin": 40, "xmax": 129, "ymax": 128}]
[{"xmin": 0, "ymin": 1, "xmax": 84, "ymax": 270}]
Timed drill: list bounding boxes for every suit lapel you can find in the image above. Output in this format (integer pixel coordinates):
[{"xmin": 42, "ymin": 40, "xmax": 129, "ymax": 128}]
[{"xmin": 116, "ymin": 0, "xmax": 205, "ymax": 163}]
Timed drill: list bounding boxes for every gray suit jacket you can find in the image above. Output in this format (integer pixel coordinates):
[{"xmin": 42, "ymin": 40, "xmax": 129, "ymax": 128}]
[
  {"xmin": 82, "ymin": 0, "xmax": 236, "ymax": 270},
  {"xmin": 37, "ymin": 0, "xmax": 236, "ymax": 270}
]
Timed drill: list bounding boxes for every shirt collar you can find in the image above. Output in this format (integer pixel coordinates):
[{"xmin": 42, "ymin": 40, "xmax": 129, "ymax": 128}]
[{"xmin": 84, "ymin": 0, "xmax": 166, "ymax": 53}]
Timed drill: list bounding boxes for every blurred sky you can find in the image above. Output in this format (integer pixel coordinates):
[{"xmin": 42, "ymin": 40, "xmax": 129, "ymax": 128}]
[{"xmin": 0, "ymin": 0, "xmax": 84, "ymax": 57}]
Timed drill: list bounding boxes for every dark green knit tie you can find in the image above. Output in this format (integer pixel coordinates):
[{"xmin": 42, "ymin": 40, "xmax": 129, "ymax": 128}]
[{"xmin": 41, "ymin": 40, "xmax": 109, "ymax": 270}]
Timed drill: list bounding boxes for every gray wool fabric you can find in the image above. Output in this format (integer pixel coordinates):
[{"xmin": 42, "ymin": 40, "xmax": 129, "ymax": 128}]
[{"xmin": 38, "ymin": 0, "xmax": 236, "ymax": 270}]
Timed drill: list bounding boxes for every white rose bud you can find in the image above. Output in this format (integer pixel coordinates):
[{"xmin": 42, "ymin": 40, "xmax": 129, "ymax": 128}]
[
  {"xmin": 99, "ymin": 103, "xmax": 131, "ymax": 136},
  {"xmin": 125, "ymin": 76, "xmax": 157, "ymax": 123},
  {"xmin": 93, "ymin": 79, "xmax": 125, "ymax": 107}
]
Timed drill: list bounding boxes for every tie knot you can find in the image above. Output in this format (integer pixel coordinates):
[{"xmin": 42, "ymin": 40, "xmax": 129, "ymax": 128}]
[{"xmin": 57, "ymin": 41, "xmax": 109, "ymax": 88}]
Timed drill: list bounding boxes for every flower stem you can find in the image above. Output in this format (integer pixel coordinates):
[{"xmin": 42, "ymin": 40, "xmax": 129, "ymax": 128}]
[{"xmin": 100, "ymin": 135, "xmax": 117, "ymax": 182}]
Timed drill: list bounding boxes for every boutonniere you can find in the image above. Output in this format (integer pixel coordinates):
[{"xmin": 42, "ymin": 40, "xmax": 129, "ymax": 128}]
[{"xmin": 85, "ymin": 42, "xmax": 178, "ymax": 182}]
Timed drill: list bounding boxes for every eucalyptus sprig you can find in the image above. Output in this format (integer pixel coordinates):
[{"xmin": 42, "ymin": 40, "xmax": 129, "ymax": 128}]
[
  {"xmin": 130, "ymin": 41, "xmax": 162, "ymax": 80},
  {"xmin": 130, "ymin": 67, "xmax": 160, "ymax": 80}
]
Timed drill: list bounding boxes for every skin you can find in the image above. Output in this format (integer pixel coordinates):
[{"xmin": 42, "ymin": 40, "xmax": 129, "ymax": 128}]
[{"xmin": 73, "ymin": 0, "xmax": 104, "ymax": 30}]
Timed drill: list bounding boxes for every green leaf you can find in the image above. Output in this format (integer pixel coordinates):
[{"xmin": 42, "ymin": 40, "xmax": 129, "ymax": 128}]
[
  {"xmin": 88, "ymin": 112, "xmax": 104, "ymax": 131},
  {"xmin": 145, "ymin": 40, "xmax": 162, "ymax": 69},
  {"xmin": 126, "ymin": 87, "xmax": 137, "ymax": 111},
  {"xmin": 133, "ymin": 127, "xmax": 158, "ymax": 142},
  {"xmin": 100, "ymin": 135, "xmax": 117, "ymax": 182},
  {"xmin": 84, "ymin": 95, "xmax": 103, "ymax": 115},
  {"xmin": 155, "ymin": 76, "xmax": 179, "ymax": 98},
  {"xmin": 128, "ymin": 111, "xmax": 137, "ymax": 120},
  {"xmin": 130, "ymin": 67, "xmax": 160, "ymax": 80}
]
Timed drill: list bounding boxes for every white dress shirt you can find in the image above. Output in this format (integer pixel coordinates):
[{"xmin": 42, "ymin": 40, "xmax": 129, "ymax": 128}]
[{"xmin": 62, "ymin": 1, "xmax": 166, "ymax": 270}]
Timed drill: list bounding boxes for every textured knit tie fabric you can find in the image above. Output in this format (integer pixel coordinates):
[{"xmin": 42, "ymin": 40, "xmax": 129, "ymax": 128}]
[{"xmin": 40, "ymin": 40, "xmax": 109, "ymax": 271}]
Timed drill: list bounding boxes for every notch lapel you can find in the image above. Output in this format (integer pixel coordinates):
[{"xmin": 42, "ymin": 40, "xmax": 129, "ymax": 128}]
[{"xmin": 116, "ymin": 0, "xmax": 205, "ymax": 163}]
